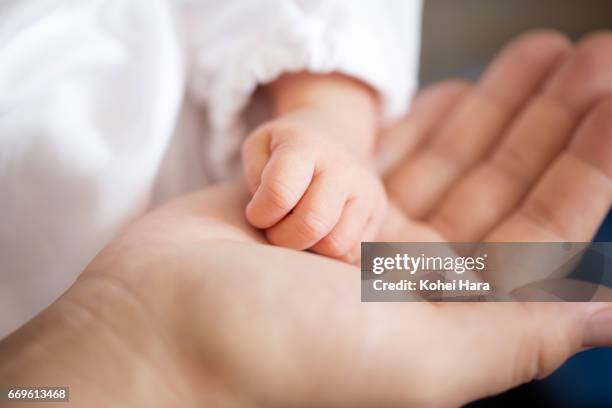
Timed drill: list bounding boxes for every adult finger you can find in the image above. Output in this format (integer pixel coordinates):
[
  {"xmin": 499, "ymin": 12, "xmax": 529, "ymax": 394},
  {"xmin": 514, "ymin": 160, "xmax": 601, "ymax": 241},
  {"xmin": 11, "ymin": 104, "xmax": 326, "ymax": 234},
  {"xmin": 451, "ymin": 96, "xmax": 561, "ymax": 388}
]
[
  {"xmin": 377, "ymin": 80, "xmax": 471, "ymax": 174},
  {"xmin": 386, "ymin": 30, "xmax": 571, "ymax": 219},
  {"xmin": 417, "ymin": 301, "xmax": 612, "ymax": 406},
  {"xmin": 487, "ymin": 95, "xmax": 612, "ymax": 242},
  {"xmin": 430, "ymin": 32, "xmax": 612, "ymax": 241}
]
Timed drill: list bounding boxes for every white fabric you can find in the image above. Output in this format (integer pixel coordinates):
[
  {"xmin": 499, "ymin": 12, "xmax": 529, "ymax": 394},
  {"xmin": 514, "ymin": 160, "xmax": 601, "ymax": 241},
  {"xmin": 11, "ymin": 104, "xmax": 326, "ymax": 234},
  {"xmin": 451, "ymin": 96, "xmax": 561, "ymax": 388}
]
[
  {"xmin": 182, "ymin": 0, "xmax": 422, "ymax": 176},
  {"xmin": 0, "ymin": 0, "xmax": 422, "ymax": 337}
]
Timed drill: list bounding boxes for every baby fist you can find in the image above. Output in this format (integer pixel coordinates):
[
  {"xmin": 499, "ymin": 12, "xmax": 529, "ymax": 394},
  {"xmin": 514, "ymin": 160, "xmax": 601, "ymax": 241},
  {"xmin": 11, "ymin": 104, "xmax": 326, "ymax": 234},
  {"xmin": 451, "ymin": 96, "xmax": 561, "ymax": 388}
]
[{"xmin": 241, "ymin": 114, "xmax": 387, "ymax": 261}]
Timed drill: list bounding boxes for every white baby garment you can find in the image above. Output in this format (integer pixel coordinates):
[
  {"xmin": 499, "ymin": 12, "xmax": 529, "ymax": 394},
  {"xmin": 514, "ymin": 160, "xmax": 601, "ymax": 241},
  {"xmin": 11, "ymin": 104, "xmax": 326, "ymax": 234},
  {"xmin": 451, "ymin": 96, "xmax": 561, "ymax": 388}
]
[{"xmin": 0, "ymin": 0, "xmax": 422, "ymax": 337}]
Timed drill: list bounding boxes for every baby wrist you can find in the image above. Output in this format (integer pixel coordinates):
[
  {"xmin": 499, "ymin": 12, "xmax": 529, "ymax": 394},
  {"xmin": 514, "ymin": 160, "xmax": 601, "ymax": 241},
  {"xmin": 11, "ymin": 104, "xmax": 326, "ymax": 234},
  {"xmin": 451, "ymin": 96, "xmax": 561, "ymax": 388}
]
[{"xmin": 267, "ymin": 72, "xmax": 380, "ymax": 119}]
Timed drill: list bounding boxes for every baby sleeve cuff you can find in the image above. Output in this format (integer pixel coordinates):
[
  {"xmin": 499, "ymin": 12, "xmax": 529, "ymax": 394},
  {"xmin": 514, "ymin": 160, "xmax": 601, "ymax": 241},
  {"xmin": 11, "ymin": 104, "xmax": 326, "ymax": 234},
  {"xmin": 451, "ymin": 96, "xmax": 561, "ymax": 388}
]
[{"xmin": 189, "ymin": 0, "xmax": 420, "ymax": 176}]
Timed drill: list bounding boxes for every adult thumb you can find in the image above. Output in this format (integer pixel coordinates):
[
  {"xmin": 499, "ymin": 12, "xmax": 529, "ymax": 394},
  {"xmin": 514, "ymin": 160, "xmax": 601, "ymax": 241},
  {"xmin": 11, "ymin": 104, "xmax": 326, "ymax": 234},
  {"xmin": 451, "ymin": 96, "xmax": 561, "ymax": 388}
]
[{"xmin": 420, "ymin": 298, "xmax": 612, "ymax": 406}]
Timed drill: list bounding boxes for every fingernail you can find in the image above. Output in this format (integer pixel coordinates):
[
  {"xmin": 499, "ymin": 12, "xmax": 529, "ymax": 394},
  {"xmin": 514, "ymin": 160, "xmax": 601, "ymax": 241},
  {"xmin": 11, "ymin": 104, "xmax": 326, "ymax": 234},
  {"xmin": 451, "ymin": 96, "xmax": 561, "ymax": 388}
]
[{"xmin": 583, "ymin": 307, "xmax": 612, "ymax": 347}]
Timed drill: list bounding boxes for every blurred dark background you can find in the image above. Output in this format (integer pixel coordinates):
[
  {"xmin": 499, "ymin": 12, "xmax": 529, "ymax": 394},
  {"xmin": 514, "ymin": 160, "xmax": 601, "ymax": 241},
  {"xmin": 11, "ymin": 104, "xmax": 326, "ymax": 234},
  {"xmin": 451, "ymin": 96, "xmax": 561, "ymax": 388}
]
[
  {"xmin": 420, "ymin": 0, "xmax": 612, "ymax": 84},
  {"xmin": 419, "ymin": 1, "xmax": 612, "ymax": 406}
]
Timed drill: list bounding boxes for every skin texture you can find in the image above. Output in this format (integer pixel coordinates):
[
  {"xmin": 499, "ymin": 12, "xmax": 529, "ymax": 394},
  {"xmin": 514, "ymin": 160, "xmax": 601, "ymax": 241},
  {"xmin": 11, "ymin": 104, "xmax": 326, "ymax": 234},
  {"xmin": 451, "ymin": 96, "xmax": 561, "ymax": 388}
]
[
  {"xmin": 242, "ymin": 72, "xmax": 386, "ymax": 261},
  {"xmin": 1, "ymin": 31, "xmax": 612, "ymax": 407}
]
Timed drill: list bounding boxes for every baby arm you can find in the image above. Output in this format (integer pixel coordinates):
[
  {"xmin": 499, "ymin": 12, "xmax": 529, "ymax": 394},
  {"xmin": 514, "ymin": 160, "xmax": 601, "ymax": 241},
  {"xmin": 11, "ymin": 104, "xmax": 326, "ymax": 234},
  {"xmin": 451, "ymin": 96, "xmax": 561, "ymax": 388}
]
[{"xmin": 241, "ymin": 72, "xmax": 387, "ymax": 261}]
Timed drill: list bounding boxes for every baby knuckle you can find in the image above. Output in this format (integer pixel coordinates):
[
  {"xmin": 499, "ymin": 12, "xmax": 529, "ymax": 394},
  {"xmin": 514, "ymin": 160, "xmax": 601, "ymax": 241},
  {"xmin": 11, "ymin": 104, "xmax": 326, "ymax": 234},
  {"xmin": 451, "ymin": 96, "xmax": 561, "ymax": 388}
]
[
  {"xmin": 319, "ymin": 234, "xmax": 350, "ymax": 256},
  {"xmin": 263, "ymin": 180, "xmax": 296, "ymax": 211},
  {"xmin": 375, "ymin": 187, "xmax": 389, "ymax": 212},
  {"xmin": 330, "ymin": 149, "xmax": 352, "ymax": 167},
  {"xmin": 295, "ymin": 211, "xmax": 331, "ymax": 242},
  {"xmin": 270, "ymin": 124, "xmax": 306, "ymax": 146},
  {"xmin": 241, "ymin": 134, "xmax": 256, "ymax": 157},
  {"xmin": 243, "ymin": 125, "xmax": 269, "ymax": 150}
]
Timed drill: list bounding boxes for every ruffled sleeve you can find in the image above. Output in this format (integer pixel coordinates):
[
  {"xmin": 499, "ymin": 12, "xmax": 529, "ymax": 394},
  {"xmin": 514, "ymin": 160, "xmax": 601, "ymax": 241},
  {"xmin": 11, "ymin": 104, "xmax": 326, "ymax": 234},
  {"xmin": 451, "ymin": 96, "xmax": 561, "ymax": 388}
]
[{"xmin": 180, "ymin": 0, "xmax": 422, "ymax": 176}]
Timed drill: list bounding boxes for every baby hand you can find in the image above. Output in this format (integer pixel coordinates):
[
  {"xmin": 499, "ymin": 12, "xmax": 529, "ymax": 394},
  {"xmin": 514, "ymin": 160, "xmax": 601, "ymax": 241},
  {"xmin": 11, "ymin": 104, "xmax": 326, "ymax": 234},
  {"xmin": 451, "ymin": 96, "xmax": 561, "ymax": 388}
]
[{"xmin": 242, "ymin": 107, "xmax": 387, "ymax": 261}]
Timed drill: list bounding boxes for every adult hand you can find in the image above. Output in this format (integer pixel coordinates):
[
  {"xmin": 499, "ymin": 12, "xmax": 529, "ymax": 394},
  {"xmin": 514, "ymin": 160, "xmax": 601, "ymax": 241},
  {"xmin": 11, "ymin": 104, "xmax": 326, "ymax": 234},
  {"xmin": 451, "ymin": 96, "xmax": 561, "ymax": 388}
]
[
  {"xmin": 1, "ymin": 31, "xmax": 612, "ymax": 407},
  {"xmin": 381, "ymin": 30, "xmax": 611, "ymax": 245}
]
